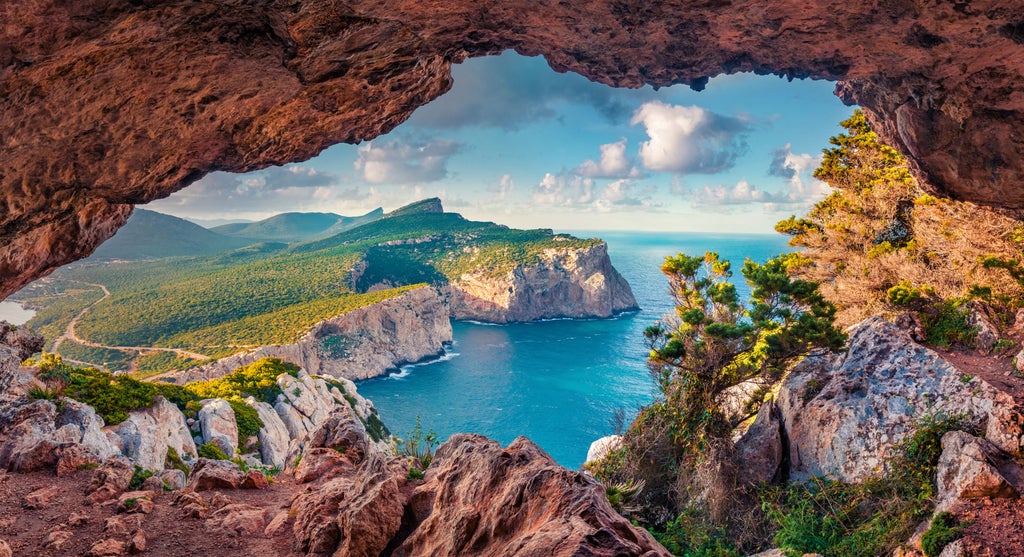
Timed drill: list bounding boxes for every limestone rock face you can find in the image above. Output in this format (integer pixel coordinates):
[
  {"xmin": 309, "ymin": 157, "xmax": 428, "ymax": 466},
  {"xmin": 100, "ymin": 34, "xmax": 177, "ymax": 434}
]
[
  {"xmin": 448, "ymin": 242, "xmax": 638, "ymax": 323},
  {"xmin": 168, "ymin": 287, "xmax": 452, "ymax": 382},
  {"xmin": 779, "ymin": 318, "xmax": 1023, "ymax": 482},
  {"xmin": 3, "ymin": 0, "xmax": 1024, "ymax": 298},
  {"xmin": 248, "ymin": 400, "xmax": 290, "ymax": 469},
  {"xmin": 585, "ymin": 434, "xmax": 623, "ymax": 465},
  {"xmin": 197, "ymin": 398, "xmax": 239, "ymax": 458},
  {"xmin": 115, "ymin": 397, "xmax": 197, "ymax": 472}
]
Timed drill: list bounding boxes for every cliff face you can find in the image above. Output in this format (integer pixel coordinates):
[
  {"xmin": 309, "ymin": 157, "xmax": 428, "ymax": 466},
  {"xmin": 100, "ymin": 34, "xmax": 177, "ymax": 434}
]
[
  {"xmin": 2, "ymin": 0, "xmax": 1024, "ymax": 297},
  {"xmin": 448, "ymin": 242, "xmax": 638, "ymax": 323},
  {"xmin": 168, "ymin": 286, "xmax": 452, "ymax": 383}
]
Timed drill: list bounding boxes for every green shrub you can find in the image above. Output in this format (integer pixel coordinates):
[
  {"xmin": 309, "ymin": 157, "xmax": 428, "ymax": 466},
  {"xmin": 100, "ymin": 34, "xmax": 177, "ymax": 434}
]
[
  {"xmin": 165, "ymin": 446, "xmax": 190, "ymax": 475},
  {"xmin": 129, "ymin": 466, "xmax": 154, "ymax": 490},
  {"xmin": 396, "ymin": 416, "xmax": 437, "ymax": 471},
  {"xmin": 362, "ymin": 410, "xmax": 390, "ymax": 443},
  {"xmin": 197, "ymin": 442, "xmax": 229, "ymax": 461},
  {"xmin": 227, "ymin": 399, "xmax": 264, "ymax": 447},
  {"xmin": 187, "ymin": 357, "xmax": 299, "ymax": 404},
  {"xmin": 28, "ymin": 385, "xmax": 59, "ymax": 401},
  {"xmin": 407, "ymin": 467, "xmax": 425, "ymax": 481},
  {"xmin": 922, "ymin": 300, "xmax": 977, "ymax": 348},
  {"xmin": 63, "ymin": 366, "xmax": 158, "ymax": 425},
  {"xmin": 652, "ymin": 508, "xmax": 740, "ymax": 557},
  {"xmin": 920, "ymin": 512, "xmax": 964, "ymax": 557},
  {"xmin": 886, "ymin": 280, "xmax": 932, "ymax": 307}
]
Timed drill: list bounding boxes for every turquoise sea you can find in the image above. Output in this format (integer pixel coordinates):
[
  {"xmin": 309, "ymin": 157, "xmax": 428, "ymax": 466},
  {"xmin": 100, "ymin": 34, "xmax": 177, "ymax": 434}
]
[{"xmin": 357, "ymin": 231, "xmax": 791, "ymax": 468}]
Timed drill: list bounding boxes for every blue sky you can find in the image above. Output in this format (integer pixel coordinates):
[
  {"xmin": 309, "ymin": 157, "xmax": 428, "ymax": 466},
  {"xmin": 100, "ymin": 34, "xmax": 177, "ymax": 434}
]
[{"xmin": 146, "ymin": 51, "xmax": 855, "ymax": 233}]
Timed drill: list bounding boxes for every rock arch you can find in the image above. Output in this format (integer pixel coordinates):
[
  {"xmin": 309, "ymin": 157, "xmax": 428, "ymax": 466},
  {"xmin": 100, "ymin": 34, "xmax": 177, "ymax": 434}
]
[{"xmin": 2, "ymin": 0, "xmax": 1023, "ymax": 297}]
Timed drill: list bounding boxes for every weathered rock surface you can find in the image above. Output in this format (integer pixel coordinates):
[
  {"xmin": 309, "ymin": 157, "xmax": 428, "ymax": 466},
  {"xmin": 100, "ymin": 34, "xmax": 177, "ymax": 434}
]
[
  {"xmin": 936, "ymin": 431, "xmax": 1018, "ymax": 504},
  {"xmin": 115, "ymin": 396, "xmax": 197, "ymax": 472},
  {"xmin": 168, "ymin": 287, "xmax": 452, "ymax": 382},
  {"xmin": 448, "ymin": 242, "xmax": 638, "ymax": 323},
  {"xmin": 0, "ymin": 323, "xmax": 44, "ymax": 401},
  {"xmin": 249, "ymin": 400, "xmax": 290, "ymax": 469},
  {"xmin": 734, "ymin": 400, "xmax": 783, "ymax": 486},
  {"xmin": 779, "ymin": 318, "xmax": 1024, "ymax": 482},
  {"xmin": 197, "ymin": 398, "xmax": 239, "ymax": 458},
  {"xmin": 292, "ymin": 433, "xmax": 670, "ymax": 556},
  {"xmin": 4, "ymin": 0, "xmax": 1024, "ymax": 298}
]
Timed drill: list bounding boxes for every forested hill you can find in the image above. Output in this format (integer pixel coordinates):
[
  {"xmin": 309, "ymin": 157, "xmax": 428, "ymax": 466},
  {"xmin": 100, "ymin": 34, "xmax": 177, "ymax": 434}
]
[
  {"xmin": 89, "ymin": 209, "xmax": 254, "ymax": 260},
  {"xmin": 11, "ymin": 199, "xmax": 601, "ymax": 377}
]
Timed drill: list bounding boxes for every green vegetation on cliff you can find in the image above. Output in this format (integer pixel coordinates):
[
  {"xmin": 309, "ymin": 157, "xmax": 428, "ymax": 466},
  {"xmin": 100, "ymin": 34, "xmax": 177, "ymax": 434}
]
[{"xmin": 14, "ymin": 199, "xmax": 596, "ymax": 374}]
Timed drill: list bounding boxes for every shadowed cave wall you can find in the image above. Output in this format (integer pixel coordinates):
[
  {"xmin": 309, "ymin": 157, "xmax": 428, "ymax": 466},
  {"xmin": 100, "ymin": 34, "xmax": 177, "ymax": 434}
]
[{"xmin": 1, "ymin": 0, "xmax": 1023, "ymax": 298}]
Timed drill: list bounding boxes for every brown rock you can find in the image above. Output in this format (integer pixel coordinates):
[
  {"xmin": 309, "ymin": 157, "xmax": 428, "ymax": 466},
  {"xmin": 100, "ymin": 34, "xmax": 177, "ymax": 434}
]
[
  {"xmin": 206, "ymin": 504, "xmax": 268, "ymax": 537},
  {"xmin": 173, "ymin": 491, "xmax": 207, "ymax": 519},
  {"xmin": 291, "ymin": 434, "xmax": 670, "ymax": 557},
  {"xmin": 0, "ymin": 539, "xmax": 10, "ymax": 557},
  {"xmin": 86, "ymin": 458, "xmax": 135, "ymax": 504},
  {"xmin": 88, "ymin": 538, "xmax": 127, "ymax": 557},
  {"xmin": 188, "ymin": 458, "xmax": 244, "ymax": 490},
  {"xmin": 239, "ymin": 469, "xmax": 270, "ymax": 490},
  {"xmin": 44, "ymin": 529, "xmax": 73, "ymax": 551},
  {"xmin": 104, "ymin": 514, "xmax": 144, "ymax": 537},
  {"xmin": 117, "ymin": 490, "xmax": 157, "ymax": 514},
  {"xmin": 23, "ymin": 484, "xmax": 60, "ymax": 509},
  {"xmin": 293, "ymin": 448, "xmax": 351, "ymax": 484},
  {"xmin": 56, "ymin": 443, "xmax": 101, "ymax": 477},
  {"xmin": 129, "ymin": 530, "xmax": 147, "ymax": 554},
  {"xmin": 263, "ymin": 510, "xmax": 290, "ymax": 536},
  {"xmin": 68, "ymin": 512, "xmax": 90, "ymax": 527}
]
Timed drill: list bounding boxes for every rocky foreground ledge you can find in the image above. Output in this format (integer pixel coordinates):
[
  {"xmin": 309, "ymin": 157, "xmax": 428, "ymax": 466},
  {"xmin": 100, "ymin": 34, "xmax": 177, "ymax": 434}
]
[{"xmin": 0, "ymin": 323, "xmax": 665, "ymax": 556}]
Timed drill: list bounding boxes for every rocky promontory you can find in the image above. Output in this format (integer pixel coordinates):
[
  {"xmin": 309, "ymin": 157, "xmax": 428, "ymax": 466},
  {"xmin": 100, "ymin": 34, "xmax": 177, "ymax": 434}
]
[
  {"xmin": 167, "ymin": 286, "xmax": 453, "ymax": 383},
  {"xmin": 448, "ymin": 241, "xmax": 638, "ymax": 323}
]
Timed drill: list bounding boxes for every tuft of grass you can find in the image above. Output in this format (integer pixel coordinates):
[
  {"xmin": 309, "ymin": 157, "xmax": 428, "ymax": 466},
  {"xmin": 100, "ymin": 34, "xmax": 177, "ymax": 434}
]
[
  {"xmin": 920, "ymin": 512, "xmax": 965, "ymax": 557},
  {"xmin": 128, "ymin": 466, "xmax": 154, "ymax": 490}
]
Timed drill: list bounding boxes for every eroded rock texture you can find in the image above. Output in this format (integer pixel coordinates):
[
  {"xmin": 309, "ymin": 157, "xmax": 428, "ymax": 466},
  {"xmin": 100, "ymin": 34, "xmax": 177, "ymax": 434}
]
[{"xmin": 2, "ymin": 0, "xmax": 1024, "ymax": 296}]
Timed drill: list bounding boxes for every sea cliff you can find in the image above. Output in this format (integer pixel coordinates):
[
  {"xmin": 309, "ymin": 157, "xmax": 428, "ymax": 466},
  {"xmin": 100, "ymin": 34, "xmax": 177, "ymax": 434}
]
[
  {"xmin": 167, "ymin": 286, "xmax": 452, "ymax": 383},
  {"xmin": 448, "ymin": 241, "xmax": 638, "ymax": 323}
]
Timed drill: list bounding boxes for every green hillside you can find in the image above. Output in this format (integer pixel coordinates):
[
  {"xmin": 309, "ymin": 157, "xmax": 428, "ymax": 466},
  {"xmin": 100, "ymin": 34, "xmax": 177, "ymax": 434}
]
[
  {"xmin": 212, "ymin": 208, "xmax": 384, "ymax": 243},
  {"xmin": 12, "ymin": 199, "xmax": 598, "ymax": 375},
  {"xmin": 90, "ymin": 209, "xmax": 254, "ymax": 260}
]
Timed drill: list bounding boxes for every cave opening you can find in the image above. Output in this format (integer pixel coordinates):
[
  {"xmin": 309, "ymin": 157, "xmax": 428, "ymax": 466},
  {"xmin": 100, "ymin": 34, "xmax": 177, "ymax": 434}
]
[{"xmin": 5, "ymin": 51, "xmax": 859, "ymax": 467}]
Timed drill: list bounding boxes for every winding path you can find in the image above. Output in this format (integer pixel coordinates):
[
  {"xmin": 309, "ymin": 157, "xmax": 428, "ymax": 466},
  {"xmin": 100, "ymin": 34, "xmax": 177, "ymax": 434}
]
[{"xmin": 54, "ymin": 280, "xmax": 210, "ymax": 361}]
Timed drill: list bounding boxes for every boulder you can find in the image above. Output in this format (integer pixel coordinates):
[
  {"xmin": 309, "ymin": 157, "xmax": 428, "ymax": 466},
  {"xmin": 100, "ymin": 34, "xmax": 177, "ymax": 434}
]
[
  {"xmin": 88, "ymin": 538, "xmax": 126, "ymax": 557},
  {"xmin": 189, "ymin": 458, "xmax": 245, "ymax": 490},
  {"xmin": 198, "ymin": 398, "xmax": 238, "ymax": 458},
  {"xmin": 58, "ymin": 399, "xmax": 119, "ymax": 459},
  {"xmin": 734, "ymin": 400, "xmax": 783, "ymax": 486},
  {"xmin": 0, "ymin": 323, "xmax": 44, "ymax": 401},
  {"xmin": 293, "ymin": 448, "xmax": 352, "ymax": 484},
  {"xmin": 115, "ymin": 396, "xmax": 196, "ymax": 471},
  {"xmin": 0, "ymin": 399, "xmax": 62, "ymax": 472},
  {"xmin": 966, "ymin": 302, "xmax": 1000, "ymax": 355},
  {"xmin": 719, "ymin": 380, "xmax": 764, "ymax": 426},
  {"xmin": 936, "ymin": 431, "xmax": 1018, "ymax": 504},
  {"xmin": 0, "ymin": 541, "xmax": 9, "ymax": 557},
  {"xmin": 585, "ymin": 435, "xmax": 623, "ymax": 465},
  {"xmin": 248, "ymin": 399, "xmax": 289, "ymax": 468},
  {"xmin": 117, "ymin": 490, "xmax": 156, "ymax": 514},
  {"xmin": 86, "ymin": 457, "xmax": 135, "ymax": 504},
  {"xmin": 23, "ymin": 484, "xmax": 60, "ymax": 509},
  {"xmin": 206, "ymin": 504, "xmax": 269, "ymax": 536},
  {"xmin": 157, "ymin": 469, "xmax": 187, "ymax": 491},
  {"xmin": 240, "ymin": 469, "xmax": 270, "ymax": 490},
  {"xmin": 56, "ymin": 443, "xmax": 101, "ymax": 477},
  {"xmin": 44, "ymin": 529, "xmax": 73, "ymax": 551},
  {"xmin": 780, "ymin": 318, "xmax": 1023, "ymax": 482},
  {"xmin": 103, "ymin": 514, "xmax": 143, "ymax": 537},
  {"xmin": 130, "ymin": 530, "xmax": 147, "ymax": 554}
]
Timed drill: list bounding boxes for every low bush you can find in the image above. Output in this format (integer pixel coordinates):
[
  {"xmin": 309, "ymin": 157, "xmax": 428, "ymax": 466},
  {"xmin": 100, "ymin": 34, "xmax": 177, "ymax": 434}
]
[
  {"xmin": 920, "ymin": 512, "xmax": 964, "ymax": 557},
  {"xmin": 129, "ymin": 466, "xmax": 154, "ymax": 490},
  {"xmin": 197, "ymin": 443, "xmax": 229, "ymax": 461}
]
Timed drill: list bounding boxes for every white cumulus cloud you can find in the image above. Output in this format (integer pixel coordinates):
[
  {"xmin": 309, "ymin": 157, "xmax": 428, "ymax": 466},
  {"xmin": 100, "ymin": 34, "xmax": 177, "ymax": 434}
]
[
  {"xmin": 574, "ymin": 139, "xmax": 643, "ymax": 179},
  {"xmin": 354, "ymin": 139, "xmax": 461, "ymax": 184},
  {"xmin": 630, "ymin": 101, "xmax": 749, "ymax": 174}
]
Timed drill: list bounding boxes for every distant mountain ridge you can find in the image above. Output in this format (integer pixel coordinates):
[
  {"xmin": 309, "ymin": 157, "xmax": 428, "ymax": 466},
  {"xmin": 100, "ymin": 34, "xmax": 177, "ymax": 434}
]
[
  {"xmin": 212, "ymin": 208, "xmax": 384, "ymax": 243},
  {"xmin": 90, "ymin": 209, "xmax": 253, "ymax": 260}
]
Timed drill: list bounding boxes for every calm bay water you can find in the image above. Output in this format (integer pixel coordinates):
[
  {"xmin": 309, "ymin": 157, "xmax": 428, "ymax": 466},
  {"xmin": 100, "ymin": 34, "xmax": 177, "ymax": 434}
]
[
  {"xmin": 0, "ymin": 301, "xmax": 35, "ymax": 326},
  {"xmin": 357, "ymin": 231, "xmax": 791, "ymax": 468}
]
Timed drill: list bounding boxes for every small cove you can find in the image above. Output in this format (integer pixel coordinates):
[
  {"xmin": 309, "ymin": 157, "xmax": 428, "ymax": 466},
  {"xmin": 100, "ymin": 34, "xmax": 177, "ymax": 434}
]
[{"xmin": 357, "ymin": 231, "xmax": 791, "ymax": 468}]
